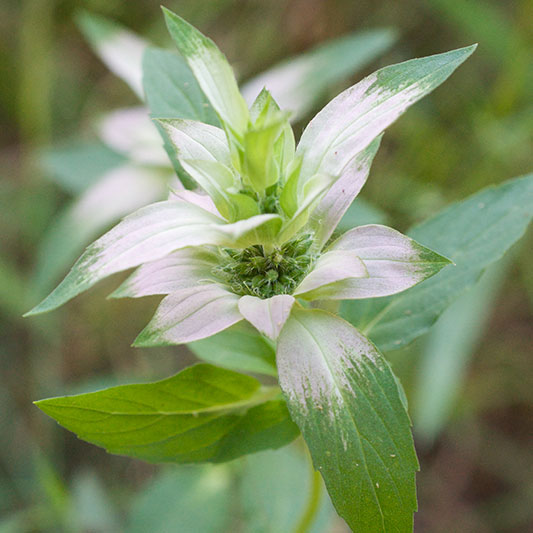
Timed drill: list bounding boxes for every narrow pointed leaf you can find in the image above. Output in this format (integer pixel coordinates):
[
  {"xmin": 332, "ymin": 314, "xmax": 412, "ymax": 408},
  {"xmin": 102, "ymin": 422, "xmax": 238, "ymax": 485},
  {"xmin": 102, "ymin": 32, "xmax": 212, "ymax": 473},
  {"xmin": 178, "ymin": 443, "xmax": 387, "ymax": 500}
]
[
  {"xmin": 342, "ymin": 174, "xmax": 533, "ymax": 351},
  {"xmin": 34, "ymin": 165, "xmax": 168, "ymax": 294},
  {"xmin": 162, "ymin": 8, "xmax": 249, "ymax": 135},
  {"xmin": 241, "ymin": 28, "xmax": 397, "ymax": 122},
  {"xmin": 238, "ymin": 294, "xmax": 295, "ymax": 340},
  {"xmin": 296, "ymin": 45, "xmax": 476, "ymax": 183},
  {"xmin": 40, "ymin": 141, "xmax": 126, "ymax": 194},
  {"xmin": 134, "ymin": 284, "xmax": 242, "ymax": 346},
  {"xmin": 277, "ymin": 309, "xmax": 418, "ymax": 532},
  {"xmin": 310, "ymin": 225, "xmax": 451, "ymax": 300},
  {"xmin": 142, "ymin": 47, "xmax": 218, "ymax": 124},
  {"xmin": 77, "ymin": 12, "xmax": 148, "ymax": 99},
  {"xmin": 35, "ymin": 364, "xmax": 290, "ymax": 463},
  {"xmin": 98, "ymin": 108, "xmax": 168, "ymax": 166},
  {"xmin": 142, "ymin": 46, "xmax": 219, "ymax": 184}
]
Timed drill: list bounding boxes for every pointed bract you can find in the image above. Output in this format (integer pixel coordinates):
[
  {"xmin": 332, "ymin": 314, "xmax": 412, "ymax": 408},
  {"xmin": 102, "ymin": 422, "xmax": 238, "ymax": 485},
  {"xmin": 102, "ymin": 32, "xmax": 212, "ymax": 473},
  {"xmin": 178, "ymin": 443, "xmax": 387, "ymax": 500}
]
[
  {"xmin": 134, "ymin": 284, "xmax": 242, "ymax": 346},
  {"xmin": 162, "ymin": 7, "xmax": 249, "ymax": 136},
  {"xmin": 238, "ymin": 294, "xmax": 295, "ymax": 340},
  {"xmin": 305, "ymin": 224, "xmax": 451, "ymax": 300},
  {"xmin": 296, "ymin": 45, "xmax": 476, "ymax": 185}
]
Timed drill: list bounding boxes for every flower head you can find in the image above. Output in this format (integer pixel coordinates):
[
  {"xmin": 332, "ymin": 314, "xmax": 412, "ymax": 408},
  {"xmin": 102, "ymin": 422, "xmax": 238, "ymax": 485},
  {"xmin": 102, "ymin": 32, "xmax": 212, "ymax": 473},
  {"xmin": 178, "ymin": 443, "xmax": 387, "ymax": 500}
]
[{"xmin": 27, "ymin": 9, "xmax": 476, "ymax": 346}]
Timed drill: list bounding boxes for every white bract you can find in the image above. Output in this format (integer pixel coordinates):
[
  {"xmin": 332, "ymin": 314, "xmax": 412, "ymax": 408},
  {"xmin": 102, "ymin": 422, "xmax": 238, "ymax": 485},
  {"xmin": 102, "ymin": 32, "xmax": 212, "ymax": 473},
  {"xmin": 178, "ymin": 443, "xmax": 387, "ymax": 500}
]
[{"xmin": 28, "ymin": 9, "xmax": 475, "ymax": 349}]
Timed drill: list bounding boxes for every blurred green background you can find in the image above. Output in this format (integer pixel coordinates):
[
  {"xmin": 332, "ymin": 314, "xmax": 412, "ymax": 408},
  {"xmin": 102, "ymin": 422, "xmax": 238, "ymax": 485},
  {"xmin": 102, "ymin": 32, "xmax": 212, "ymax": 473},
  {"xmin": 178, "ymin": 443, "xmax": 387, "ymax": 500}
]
[{"xmin": 1, "ymin": 0, "xmax": 532, "ymax": 531}]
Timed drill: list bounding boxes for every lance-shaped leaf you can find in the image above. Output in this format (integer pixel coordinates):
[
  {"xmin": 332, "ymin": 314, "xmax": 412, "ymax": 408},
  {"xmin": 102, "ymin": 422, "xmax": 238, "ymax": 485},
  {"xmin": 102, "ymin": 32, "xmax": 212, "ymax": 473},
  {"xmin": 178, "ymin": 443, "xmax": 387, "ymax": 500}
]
[
  {"xmin": 294, "ymin": 250, "xmax": 368, "ymax": 297},
  {"xmin": 277, "ymin": 309, "xmax": 418, "ymax": 532},
  {"xmin": 296, "ymin": 45, "xmax": 476, "ymax": 183},
  {"xmin": 35, "ymin": 364, "xmax": 295, "ymax": 463},
  {"xmin": 238, "ymin": 294, "xmax": 295, "ymax": 340},
  {"xmin": 241, "ymin": 28, "xmax": 397, "ymax": 122},
  {"xmin": 308, "ymin": 136, "xmax": 382, "ymax": 250},
  {"xmin": 77, "ymin": 12, "xmax": 148, "ymax": 99},
  {"xmin": 162, "ymin": 7, "xmax": 249, "ymax": 136},
  {"xmin": 25, "ymin": 201, "xmax": 281, "ymax": 315},
  {"xmin": 342, "ymin": 174, "xmax": 533, "ymax": 351},
  {"xmin": 134, "ymin": 284, "xmax": 242, "ymax": 346},
  {"xmin": 98, "ymin": 108, "xmax": 168, "ymax": 166},
  {"xmin": 34, "ymin": 165, "xmax": 168, "ymax": 294},
  {"xmin": 304, "ymin": 225, "xmax": 451, "ymax": 300},
  {"xmin": 41, "ymin": 141, "xmax": 126, "ymax": 194},
  {"xmin": 142, "ymin": 46, "xmax": 219, "ymax": 185},
  {"xmin": 110, "ymin": 248, "xmax": 218, "ymax": 299}
]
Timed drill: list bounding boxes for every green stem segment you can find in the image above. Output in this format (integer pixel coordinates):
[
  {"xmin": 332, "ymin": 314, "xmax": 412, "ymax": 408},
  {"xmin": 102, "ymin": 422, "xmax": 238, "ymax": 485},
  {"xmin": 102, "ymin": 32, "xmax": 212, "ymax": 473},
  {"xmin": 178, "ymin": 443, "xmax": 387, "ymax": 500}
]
[{"xmin": 294, "ymin": 460, "xmax": 322, "ymax": 533}]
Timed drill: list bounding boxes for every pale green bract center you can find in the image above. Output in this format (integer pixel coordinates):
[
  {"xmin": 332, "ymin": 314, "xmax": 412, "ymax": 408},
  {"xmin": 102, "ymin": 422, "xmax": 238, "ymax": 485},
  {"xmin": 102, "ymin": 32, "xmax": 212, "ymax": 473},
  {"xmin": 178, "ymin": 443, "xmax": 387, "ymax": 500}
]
[{"xmin": 213, "ymin": 234, "xmax": 316, "ymax": 299}]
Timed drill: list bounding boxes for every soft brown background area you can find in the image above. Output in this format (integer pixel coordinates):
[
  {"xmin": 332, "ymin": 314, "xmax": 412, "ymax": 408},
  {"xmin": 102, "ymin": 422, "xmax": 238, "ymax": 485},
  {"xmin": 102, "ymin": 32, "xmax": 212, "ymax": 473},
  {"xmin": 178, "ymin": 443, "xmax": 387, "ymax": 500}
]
[{"xmin": 1, "ymin": 0, "xmax": 532, "ymax": 531}]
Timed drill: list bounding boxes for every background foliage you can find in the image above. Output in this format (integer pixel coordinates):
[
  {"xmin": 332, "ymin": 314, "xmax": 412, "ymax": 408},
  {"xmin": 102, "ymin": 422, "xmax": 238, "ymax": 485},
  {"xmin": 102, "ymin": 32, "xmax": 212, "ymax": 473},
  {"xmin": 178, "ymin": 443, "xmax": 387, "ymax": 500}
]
[{"xmin": 1, "ymin": 0, "xmax": 532, "ymax": 531}]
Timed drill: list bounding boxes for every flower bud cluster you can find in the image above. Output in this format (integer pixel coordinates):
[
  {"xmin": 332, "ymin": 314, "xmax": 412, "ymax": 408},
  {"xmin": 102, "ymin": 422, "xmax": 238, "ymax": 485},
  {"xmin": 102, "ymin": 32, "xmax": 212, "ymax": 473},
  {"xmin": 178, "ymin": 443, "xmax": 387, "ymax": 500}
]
[{"xmin": 214, "ymin": 234, "xmax": 315, "ymax": 299}]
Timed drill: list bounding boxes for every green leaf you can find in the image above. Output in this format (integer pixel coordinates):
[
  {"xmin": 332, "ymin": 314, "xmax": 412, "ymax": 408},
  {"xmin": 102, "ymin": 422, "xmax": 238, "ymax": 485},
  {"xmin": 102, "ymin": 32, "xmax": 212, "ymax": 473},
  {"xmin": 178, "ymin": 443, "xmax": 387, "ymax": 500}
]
[
  {"xmin": 277, "ymin": 309, "xmax": 418, "ymax": 532},
  {"xmin": 162, "ymin": 7, "xmax": 249, "ymax": 136},
  {"xmin": 40, "ymin": 142, "xmax": 126, "ymax": 194},
  {"xmin": 142, "ymin": 46, "xmax": 219, "ymax": 185},
  {"xmin": 188, "ymin": 322, "xmax": 277, "ymax": 376},
  {"xmin": 127, "ymin": 466, "xmax": 232, "ymax": 533},
  {"xmin": 241, "ymin": 28, "xmax": 397, "ymax": 122},
  {"xmin": 413, "ymin": 259, "xmax": 509, "ymax": 443},
  {"xmin": 142, "ymin": 47, "xmax": 218, "ymax": 124},
  {"xmin": 342, "ymin": 174, "xmax": 533, "ymax": 351},
  {"xmin": 35, "ymin": 364, "xmax": 295, "ymax": 464},
  {"xmin": 76, "ymin": 11, "xmax": 148, "ymax": 99}
]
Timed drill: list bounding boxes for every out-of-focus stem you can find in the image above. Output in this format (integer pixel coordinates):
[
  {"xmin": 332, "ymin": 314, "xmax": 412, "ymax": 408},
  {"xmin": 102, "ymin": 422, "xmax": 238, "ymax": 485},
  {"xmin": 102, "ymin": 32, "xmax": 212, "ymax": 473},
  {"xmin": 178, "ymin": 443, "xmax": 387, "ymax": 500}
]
[{"xmin": 293, "ymin": 456, "xmax": 322, "ymax": 533}]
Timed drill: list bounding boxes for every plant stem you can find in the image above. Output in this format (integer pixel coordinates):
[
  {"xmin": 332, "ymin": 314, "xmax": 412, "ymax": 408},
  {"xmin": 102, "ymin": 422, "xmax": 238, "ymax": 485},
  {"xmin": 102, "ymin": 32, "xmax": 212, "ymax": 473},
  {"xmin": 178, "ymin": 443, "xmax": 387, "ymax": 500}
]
[{"xmin": 294, "ymin": 459, "xmax": 322, "ymax": 533}]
